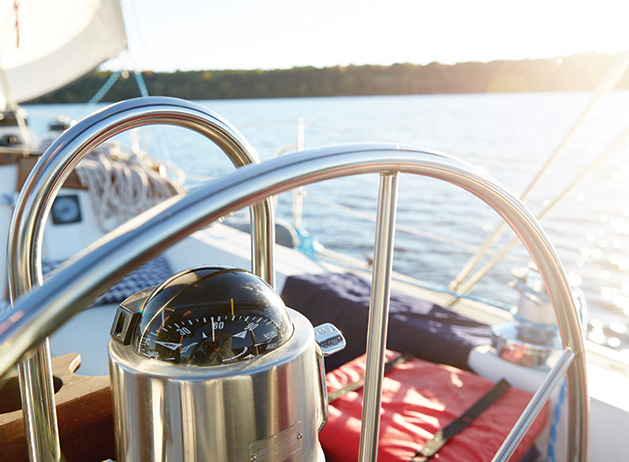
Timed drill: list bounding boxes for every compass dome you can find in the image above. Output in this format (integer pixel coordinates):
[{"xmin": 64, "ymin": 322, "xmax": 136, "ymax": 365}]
[{"xmin": 112, "ymin": 266, "xmax": 292, "ymax": 365}]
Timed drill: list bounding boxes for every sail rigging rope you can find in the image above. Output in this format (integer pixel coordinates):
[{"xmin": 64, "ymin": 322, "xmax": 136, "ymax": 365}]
[
  {"xmin": 86, "ymin": 70, "xmax": 122, "ymax": 106},
  {"xmin": 134, "ymin": 70, "xmax": 149, "ymax": 97},
  {"xmin": 13, "ymin": 0, "xmax": 19, "ymax": 47}
]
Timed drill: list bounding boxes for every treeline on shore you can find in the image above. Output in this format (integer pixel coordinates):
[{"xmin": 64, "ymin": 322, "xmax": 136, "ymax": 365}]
[{"xmin": 30, "ymin": 53, "xmax": 629, "ymax": 104}]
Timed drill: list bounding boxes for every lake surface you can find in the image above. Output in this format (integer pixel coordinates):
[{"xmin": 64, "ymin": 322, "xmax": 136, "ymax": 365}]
[{"xmin": 25, "ymin": 91, "xmax": 629, "ymax": 353}]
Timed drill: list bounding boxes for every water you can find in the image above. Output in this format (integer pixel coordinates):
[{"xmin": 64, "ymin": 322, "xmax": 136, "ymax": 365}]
[{"xmin": 24, "ymin": 91, "xmax": 629, "ymax": 354}]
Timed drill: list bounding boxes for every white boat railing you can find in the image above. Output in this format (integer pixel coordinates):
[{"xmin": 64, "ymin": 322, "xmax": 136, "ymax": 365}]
[{"xmin": 0, "ymin": 97, "xmax": 587, "ymax": 461}]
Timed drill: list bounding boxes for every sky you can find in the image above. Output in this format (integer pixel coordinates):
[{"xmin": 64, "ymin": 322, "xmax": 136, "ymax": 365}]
[{"xmin": 103, "ymin": 0, "xmax": 628, "ymax": 72}]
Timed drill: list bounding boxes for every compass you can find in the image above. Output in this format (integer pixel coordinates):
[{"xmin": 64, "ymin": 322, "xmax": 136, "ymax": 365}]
[
  {"xmin": 110, "ymin": 266, "xmax": 293, "ymax": 365},
  {"xmin": 108, "ymin": 265, "xmax": 345, "ymax": 461}
]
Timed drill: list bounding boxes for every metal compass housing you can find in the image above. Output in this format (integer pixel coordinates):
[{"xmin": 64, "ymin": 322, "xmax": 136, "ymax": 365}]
[{"xmin": 108, "ymin": 265, "xmax": 345, "ymax": 461}]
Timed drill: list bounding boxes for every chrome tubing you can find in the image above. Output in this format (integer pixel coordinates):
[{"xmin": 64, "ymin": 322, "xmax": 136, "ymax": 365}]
[
  {"xmin": 6, "ymin": 97, "xmax": 275, "ymax": 462},
  {"xmin": 494, "ymin": 347, "xmax": 576, "ymax": 461},
  {"xmin": 0, "ymin": 143, "xmax": 587, "ymax": 461},
  {"xmin": 359, "ymin": 172, "xmax": 399, "ymax": 462}
]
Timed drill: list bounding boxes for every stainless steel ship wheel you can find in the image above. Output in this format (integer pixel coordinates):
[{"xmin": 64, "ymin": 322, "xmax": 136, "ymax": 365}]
[{"xmin": 0, "ymin": 97, "xmax": 587, "ymax": 462}]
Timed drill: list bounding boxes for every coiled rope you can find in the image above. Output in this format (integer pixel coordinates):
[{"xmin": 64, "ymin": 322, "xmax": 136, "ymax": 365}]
[{"xmin": 75, "ymin": 144, "xmax": 184, "ymax": 233}]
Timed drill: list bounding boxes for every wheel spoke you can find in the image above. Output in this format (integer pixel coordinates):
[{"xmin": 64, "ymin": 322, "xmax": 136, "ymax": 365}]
[
  {"xmin": 359, "ymin": 172, "xmax": 399, "ymax": 462},
  {"xmin": 493, "ymin": 348, "xmax": 575, "ymax": 461}
]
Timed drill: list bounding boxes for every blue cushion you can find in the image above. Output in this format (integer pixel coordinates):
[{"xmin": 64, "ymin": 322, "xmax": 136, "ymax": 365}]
[
  {"xmin": 281, "ymin": 272, "xmax": 492, "ymax": 371},
  {"xmin": 42, "ymin": 256, "xmax": 172, "ymax": 306}
]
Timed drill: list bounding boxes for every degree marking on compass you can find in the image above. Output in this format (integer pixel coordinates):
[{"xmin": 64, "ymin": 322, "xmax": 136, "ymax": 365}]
[{"xmin": 155, "ymin": 341, "xmax": 182, "ymax": 351}]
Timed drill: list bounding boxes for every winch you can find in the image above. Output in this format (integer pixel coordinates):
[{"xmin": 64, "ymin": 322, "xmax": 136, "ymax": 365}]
[
  {"xmin": 108, "ymin": 266, "xmax": 345, "ymax": 461},
  {"xmin": 492, "ymin": 265, "xmax": 586, "ymax": 367}
]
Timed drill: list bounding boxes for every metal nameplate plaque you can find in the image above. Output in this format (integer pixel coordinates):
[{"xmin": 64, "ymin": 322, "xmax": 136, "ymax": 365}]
[{"xmin": 249, "ymin": 421, "xmax": 302, "ymax": 462}]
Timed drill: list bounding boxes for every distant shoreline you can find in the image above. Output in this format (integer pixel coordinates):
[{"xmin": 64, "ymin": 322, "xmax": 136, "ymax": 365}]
[{"xmin": 29, "ymin": 53, "xmax": 628, "ymax": 104}]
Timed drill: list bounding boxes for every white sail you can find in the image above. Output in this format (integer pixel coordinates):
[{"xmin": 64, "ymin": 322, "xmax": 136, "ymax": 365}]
[{"xmin": 0, "ymin": 0, "xmax": 126, "ymax": 108}]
